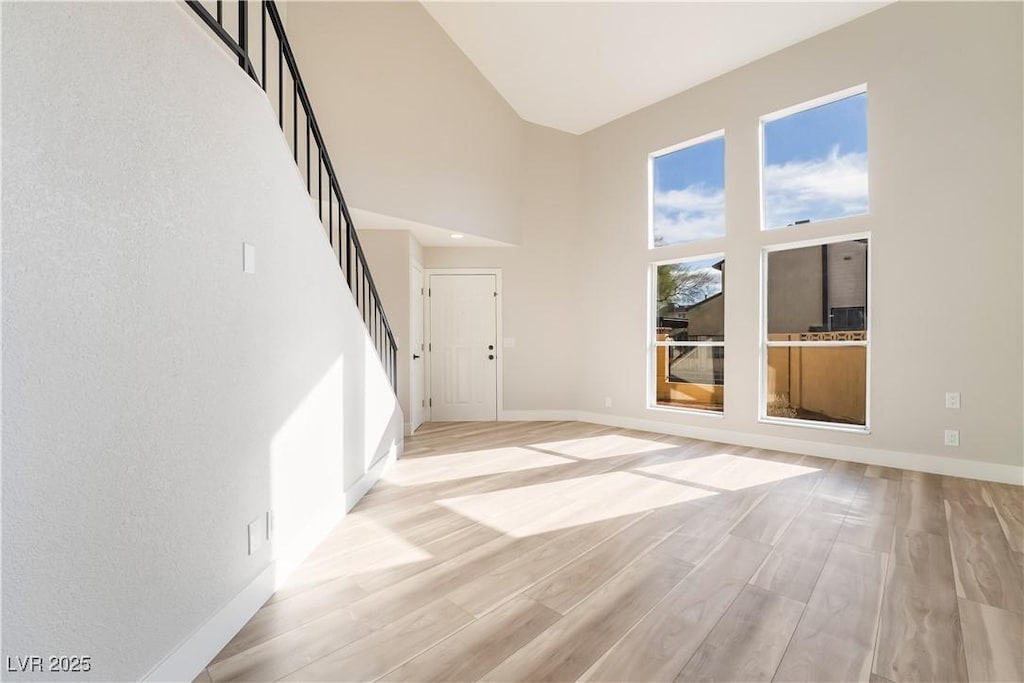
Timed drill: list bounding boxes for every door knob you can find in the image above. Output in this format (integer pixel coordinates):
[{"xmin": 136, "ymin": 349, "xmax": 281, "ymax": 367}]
[
  {"xmin": 488, "ymin": 344, "xmax": 494, "ymax": 350},
  {"xmin": 412, "ymin": 354, "xmax": 421, "ymax": 360},
  {"xmin": 488, "ymin": 354, "xmax": 494, "ymax": 360}
]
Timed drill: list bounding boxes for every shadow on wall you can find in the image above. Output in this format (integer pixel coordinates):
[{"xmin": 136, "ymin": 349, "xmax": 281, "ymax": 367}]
[
  {"xmin": 0, "ymin": 2, "xmax": 405, "ymax": 681},
  {"xmin": 270, "ymin": 342, "xmax": 404, "ymax": 585}
]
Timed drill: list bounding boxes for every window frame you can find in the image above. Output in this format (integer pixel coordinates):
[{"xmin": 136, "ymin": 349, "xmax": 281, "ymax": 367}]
[
  {"xmin": 758, "ymin": 84, "xmax": 869, "ymax": 232},
  {"xmin": 648, "ymin": 253, "xmax": 726, "ymax": 417},
  {"xmin": 648, "ymin": 129, "xmax": 726, "ymax": 249},
  {"xmin": 758, "ymin": 233, "xmax": 871, "ymax": 433}
]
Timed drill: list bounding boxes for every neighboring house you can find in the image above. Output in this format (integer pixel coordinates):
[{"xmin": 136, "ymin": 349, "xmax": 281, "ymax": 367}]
[
  {"xmin": 665, "ymin": 245, "xmax": 868, "ymax": 341},
  {"xmin": 657, "ymin": 304, "xmax": 688, "ymax": 334},
  {"xmin": 682, "ymin": 291, "xmax": 724, "ymax": 339},
  {"xmin": 767, "ymin": 240, "xmax": 868, "ymax": 336},
  {"xmin": 659, "ymin": 259, "xmax": 724, "ymax": 341},
  {"xmin": 683, "ymin": 259, "xmax": 725, "ymax": 340},
  {"xmin": 658, "ymin": 260, "xmax": 725, "ymax": 404}
]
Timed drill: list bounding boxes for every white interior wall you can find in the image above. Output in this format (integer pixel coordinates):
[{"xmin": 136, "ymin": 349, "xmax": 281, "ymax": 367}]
[
  {"xmin": 285, "ymin": 1, "xmax": 525, "ymax": 246},
  {"xmin": 356, "ymin": 229, "xmax": 419, "ymax": 432},
  {"xmin": 577, "ymin": 1, "xmax": 1023, "ymax": 477},
  {"xmin": 361, "ymin": 2, "xmax": 1021, "ymax": 480},
  {"xmin": 1, "ymin": 3, "xmax": 402, "ymax": 680},
  {"xmin": 2, "ymin": 2, "xmax": 1021, "ymax": 679},
  {"xmin": 410, "ymin": 232, "xmax": 424, "ymax": 268},
  {"xmin": 424, "ymin": 123, "xmax": 582, "ymax": 413}
]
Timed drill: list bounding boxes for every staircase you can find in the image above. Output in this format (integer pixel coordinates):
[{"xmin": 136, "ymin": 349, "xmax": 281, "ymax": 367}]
[{"xmin": 186, "ymin": 0, "xmax": 397, "ymax": 392}]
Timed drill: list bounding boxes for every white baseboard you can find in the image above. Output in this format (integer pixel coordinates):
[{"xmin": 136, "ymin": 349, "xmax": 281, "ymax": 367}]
[
  {"xmin": 500, "ymin": 409, "xmax": 1022, "ymax": 485},
  {"xmin": 144, "ymin": 564, "xmax": 276, "ymax": 682},
  {"xmin": 145, "ymin": 441, "xmax": 401, "ymax": 683},
  {"xmin": 274, "ymin": 439, "xmax": 401, "ymax": 588},
  {"xmin": 346, "ymin": 443, "xmax": 399, "ymax": 512},
  {"xmin": 500, "ymin": 409, "xmax": 580, "ymax": 422}
]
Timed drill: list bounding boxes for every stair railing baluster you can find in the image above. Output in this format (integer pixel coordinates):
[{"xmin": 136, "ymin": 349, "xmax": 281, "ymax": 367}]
[
  {"xmin": 185, "ymin": 0, "xmax": 399, "ymax": 392},
  {"xmin": 277, "ymin": 39, "xmax": 283, "ymax": 126},
  {"xmin": 261, "ymin": 3, "xmax": 266, "ymax": 91},
  {"xmin": 237, "ymin": 1, "xmax": 247, "ymax": 70}
]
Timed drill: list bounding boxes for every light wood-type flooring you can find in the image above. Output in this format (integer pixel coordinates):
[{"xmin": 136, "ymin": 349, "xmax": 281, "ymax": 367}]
[{"xmin": 198, "ymin": 421, "xmax": 1024, "ymax": 682}]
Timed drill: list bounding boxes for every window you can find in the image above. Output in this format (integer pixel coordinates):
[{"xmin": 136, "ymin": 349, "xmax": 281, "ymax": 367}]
[
  {"xmin": 762, "ymin": 237, "xmax": 869, "ymax": 428},
  {"xmin": 652, "ymin": 256, "xmax": 725, "ymax": 413},
  {"xmin": 762, "ymin": 87, "xmax": 868, "ymax": 230},
  {"xmin": 650, "ymin": 132, "xmax": 725, "ymax": 247},
  {"xmin": 831, "ymin": 306, "xmax": 865, "ymax": 331}
]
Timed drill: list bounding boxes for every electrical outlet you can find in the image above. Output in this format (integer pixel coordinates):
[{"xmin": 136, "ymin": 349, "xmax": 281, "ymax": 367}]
[
  {"xmin": 944, "ymin": 429, "xmax": 960, "ymax": 447},
  {"xmin": 604, "ymin": 397, "xmax": 612, "ymax": 408},
  {"xmin": 945, "ymin": 392, "xmax": 961, "ymax": 409}
]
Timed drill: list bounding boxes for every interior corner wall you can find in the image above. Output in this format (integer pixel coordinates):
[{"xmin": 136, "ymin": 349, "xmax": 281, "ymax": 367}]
[
  {"xmin": 423, "ymin": 123, "xmax": 582, "ymax": 413},
  {"xmin": 2, "ymin": 3, "xmax": 402, "ymax": 680},
  {"xmin": 355, "ymin": 229, "xmax": 417, "ymax": 429},
  {"xmin": 577, "ymin": 1, "xmax": 1023, "ymax": 476},
  {"xmin": 285, "ymin": 1, "xmax": 525, "ymax": 246}
]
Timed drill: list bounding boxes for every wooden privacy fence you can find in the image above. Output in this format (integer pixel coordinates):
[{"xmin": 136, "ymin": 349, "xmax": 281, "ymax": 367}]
[{"xmin": 767, "ymin": 333, "xmax": 866, "ymax": 424}]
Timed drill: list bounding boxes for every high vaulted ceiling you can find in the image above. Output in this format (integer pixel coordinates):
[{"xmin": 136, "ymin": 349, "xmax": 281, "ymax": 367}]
[{"xmin": 422, "ymin": 2, "xmax": 889, "ymax": 135}]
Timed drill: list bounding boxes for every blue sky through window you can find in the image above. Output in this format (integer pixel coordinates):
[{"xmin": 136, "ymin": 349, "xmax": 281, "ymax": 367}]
[
  {"xmin": 763, "ymin": 91, "xmax": 868, "ymax": 228},
  {"xmin": 652, "ymin": 135, "xmax": 725, "ymax": 246}
]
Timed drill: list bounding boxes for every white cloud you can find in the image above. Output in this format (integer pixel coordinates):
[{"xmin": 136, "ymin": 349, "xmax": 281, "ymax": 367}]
[
  {"xmin": 697, "ymin": 266, "xmax": 722, "ymax": 291},
  {"xmin": 764, "ymin": 147, "xmax": 868, "ymax": 228},
  {"xmin": 653, "ymin": 184, "xmax": 725, "ymax": 246}
]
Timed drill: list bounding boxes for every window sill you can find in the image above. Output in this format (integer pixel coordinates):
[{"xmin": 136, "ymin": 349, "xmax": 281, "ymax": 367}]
[
  {"xmin": 647, "ymin": 405, "xmax": 724, "ymax": 419},
  {"xmin": 758, "ymin": 416, "xmax": 870, "ymax": 435}
]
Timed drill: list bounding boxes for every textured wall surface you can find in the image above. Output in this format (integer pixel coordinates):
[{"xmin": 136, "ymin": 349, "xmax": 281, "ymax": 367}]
[
  {"xmin": 2, "ymin": 2, "xmax": 1021, "ymax": 679},
  {"xmin": 578, "ymin": 1, "xmax": 1022, "ymax": 469},
  {"xmin": 287, "ymin": 1, "xmax": 526, "ymax": 246},
  {"xmin": 424, "ymin": 123, "xmax": 582, "ymax": 412},
  {"xmin": 2, "ymin": 3, "xmax": 402, "ymax": 679},
  {"xmin": 356, "ymin": 230, "xmax": 414, "ymax": 425}
]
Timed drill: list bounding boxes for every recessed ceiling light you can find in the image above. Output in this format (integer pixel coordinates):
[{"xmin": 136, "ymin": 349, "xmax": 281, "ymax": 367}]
[{"xmin": 450, "ymin": 233, "xmax": 465, "ymax": 239}]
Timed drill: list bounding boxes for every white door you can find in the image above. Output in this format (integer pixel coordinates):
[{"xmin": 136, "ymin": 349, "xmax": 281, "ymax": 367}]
[
  {"xmin": 429, "ymin": 274, "xmax": 498, "ymax": 421},
  {"xmin": 409, "ymin": 264, "xmax": 425, "ymax": 433}
]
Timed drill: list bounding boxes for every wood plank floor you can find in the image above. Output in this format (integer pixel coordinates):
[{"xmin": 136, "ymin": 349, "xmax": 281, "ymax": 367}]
[{"xmin": 199, "ymin": 421, "xmax": 1024, "ymax": 682}]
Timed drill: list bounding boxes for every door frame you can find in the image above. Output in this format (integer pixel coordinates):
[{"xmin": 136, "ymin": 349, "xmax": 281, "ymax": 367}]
[
  {"xmin": 424, "ymin": 268, "xmax": 503, "ymax": 422},
  {"xmin": 408, "ymin": 261, "xmax": 425, "ymax": 435}
]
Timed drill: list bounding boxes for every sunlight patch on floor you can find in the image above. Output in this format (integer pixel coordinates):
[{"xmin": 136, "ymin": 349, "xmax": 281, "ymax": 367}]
[
  {"xmin": 636, "ymin": 453, "xmax": 820, "ymax": 492},
  {"xmin": 437, "ymin": 471, "xmax": 714, "ymax": 537},
  {"xmin": 281, "ymin": 518, "xmax": 433, "ymax": 592},
  {"xmin": 383, "ymin": 447, "xmax": 574, "ymax": 486},
  {"xmin": 529, "ymin": 434, "xmax": 670, "ymax": 460}
]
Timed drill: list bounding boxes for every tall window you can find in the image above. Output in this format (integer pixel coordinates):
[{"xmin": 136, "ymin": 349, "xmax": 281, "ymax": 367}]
[
  {"xmin": 762, "ymin": 237, "xmax": 869, "ymax": 428},
  {"xmin": 650, "ymin": 132, "xmax": 725, "ymax": 247},
  {"xmin": 762, "ymin": 87, "xmax": 868, "ymax": 230},
  {"xmin": 652, "ymin": 256, "xmax": 725, "ymax": 413}
]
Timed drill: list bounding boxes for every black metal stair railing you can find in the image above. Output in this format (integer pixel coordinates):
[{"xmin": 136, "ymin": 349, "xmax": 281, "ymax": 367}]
[{"xmin": 185, "ymin": 0, "xmax": 398, "ymax": 392}]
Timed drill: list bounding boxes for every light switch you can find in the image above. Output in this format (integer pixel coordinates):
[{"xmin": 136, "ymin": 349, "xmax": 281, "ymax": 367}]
[
  {"xmin": 945, "ymin": 392, "xmax": 961, "ymax": 409},
  {"xmin": 243, "ymin": 243, "xmax": 256, "ymax": 274},
  {"xmin": 503, "ymin": 337, "xmax": 516, "ymax": 348},
  {"xmin": 248, "ymin": 516, "xmax": 264, "ymax": 555}
]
